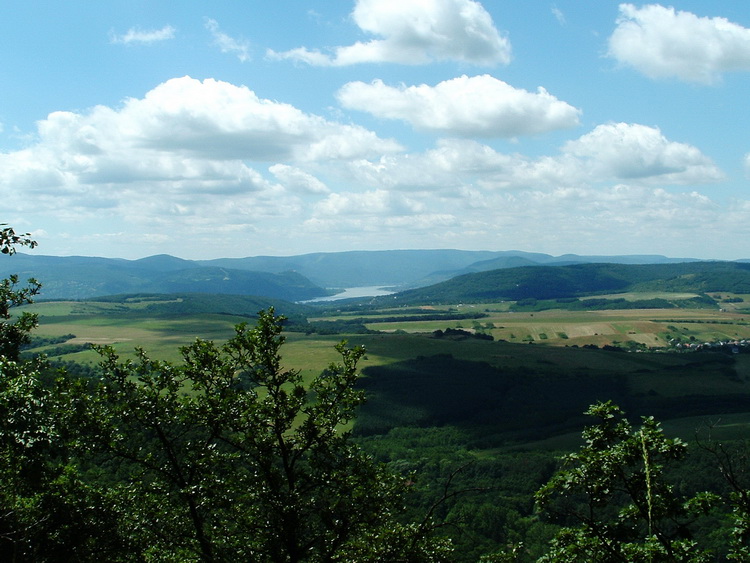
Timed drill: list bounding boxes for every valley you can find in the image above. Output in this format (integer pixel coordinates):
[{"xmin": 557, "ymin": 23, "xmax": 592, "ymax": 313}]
[{"xmin": 10, "ymin": 255, "xmax": 750, "ymax": 561}]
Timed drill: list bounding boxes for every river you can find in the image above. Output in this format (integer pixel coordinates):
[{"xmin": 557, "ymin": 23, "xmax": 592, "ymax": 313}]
[{"xmin": 303, "ymin": 286, "xmax": 396, "ymax": 303}]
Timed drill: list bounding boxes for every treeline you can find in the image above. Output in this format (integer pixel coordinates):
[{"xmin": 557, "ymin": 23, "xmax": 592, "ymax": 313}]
[
  {"xmin": 510, "ymin": 294, "xmax": 717, "ymax": 312},
  {"xmin": 22, "ymin": 333, "xmax": 77, "ymax": 348}
]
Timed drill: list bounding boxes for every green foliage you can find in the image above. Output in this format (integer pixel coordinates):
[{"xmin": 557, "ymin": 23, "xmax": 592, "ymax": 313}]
[
  {"xmin": 2, "ymin": 306, "xmax": 449, "ymax": 561},
  {"xmin": 0, "ymin": 227, "xmax": 123, "ymax": 560},
  {"xmin": 0, "ymin": 224, "xmax": 37, "ymax": 255},
  {"xmin": 0, "ymin": 275, "xmax": 42, "ymax": 361},
  {"xmin": 536, "ymin": 401, "xmax": 718, "ymax": 561},
  {"xmin": 0, "ymin": 225, "xmax": 41, "ymax": 360}
]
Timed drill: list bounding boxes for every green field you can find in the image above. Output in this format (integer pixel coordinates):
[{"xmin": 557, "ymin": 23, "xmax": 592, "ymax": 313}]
[
  {"xmin": 20, "ymin": 295, "xmax": 750, "ymax": 446},
  {"xmin": 23, "ymin": 294, "xmax": 750, "ymax": 359}
]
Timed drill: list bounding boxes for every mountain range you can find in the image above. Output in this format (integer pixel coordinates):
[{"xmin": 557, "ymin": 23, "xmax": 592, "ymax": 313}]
[{"xmin": 0, "ymin": 249, "xmax": 744, "ymax": 301}]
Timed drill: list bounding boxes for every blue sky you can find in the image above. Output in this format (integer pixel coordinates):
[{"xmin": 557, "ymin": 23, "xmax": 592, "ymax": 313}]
[{"xmin": 2, "ymin": 1, "xmax": 749, "ymax": 260}]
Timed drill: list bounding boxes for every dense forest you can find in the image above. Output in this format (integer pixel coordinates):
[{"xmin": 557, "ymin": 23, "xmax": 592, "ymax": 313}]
[{"xmin": 379, "ymin": 262, "xmax": 750, "ymax": 306}]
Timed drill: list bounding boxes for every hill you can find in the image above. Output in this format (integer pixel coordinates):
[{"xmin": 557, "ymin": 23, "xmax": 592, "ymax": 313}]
[
  {"xmin": 373, "ymin": 261, "xmax": 750, "ymax": 306},
  {"xmin": 1, "ymin": 249, "xmax": 710, "ymax": 300},
  {"xmin": 199, "ymin": 249, "xmax": 505, "ymax": 287},
  {"xmin": 0, "ymin": 254, "xmax": 329, "ymax": 301},
  {"xmin": 89, "ymin": 293, "xmax": 315, "ymax": 319},
  {"xmin": 200, "ymin": 249, "xmax": 700, "ymax": 288}
]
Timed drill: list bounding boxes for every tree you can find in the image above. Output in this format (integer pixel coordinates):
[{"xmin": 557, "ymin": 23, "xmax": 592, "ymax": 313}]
[
  {"xmin": 0, "ymin": 225, "xmax": 123, "ymax": 561},
  {"xmin": 76, "ymin": 308, "xmax": 449, "ymax": 562},
  {"xmin": 0, "ymin": 224, "xmax": 40, "ymax": 360},
  {"xmin": 535, "ymin": 401, "xmax": 716, "ymax": 562},
  {"xmin": 0, "ymin": 224, "xmax": 37, "ymax": 256},
  {"xmin": 695, "ymin": 431, "xmax": 750, "ymax": 560}
]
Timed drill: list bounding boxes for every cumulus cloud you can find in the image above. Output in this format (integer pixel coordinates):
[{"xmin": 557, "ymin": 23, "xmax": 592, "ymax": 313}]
[
  {"xmin": 315, "ymin": 189, "xmax": 432, "ymax": 219},
  {"xmin": 268, "ymin": 0, "xmax": 510, "ymax": 66},
  {"xmin": 337, "ymin": 75, "xmax": 581, "ymax": 137},
  {"xmin": 561, "ymin": 123, "xmax": 724, "ymax": 184},
  {"xmin": 205, "ymin": 18, "xmax": 251, "ymax": 62},
  {"xmin": 1, "ymin": 74, "xmax": 732, "ymax": 259},
  {"xmin": 0, "ymin": 76, "xmax": 400, "ymax": 218},
  {"xmin": 84, "ymin": 76, "xmax": 400, "ymax": 162},
  {"xmin": 340, "ymin": 124, "xmax": 723, "ymax": 194},
  {"xmin": 269, "ymin": 164, "xmax": 329, "ymax": 194},
  {"xmin": 110, "ymin": 25, "xmax": 176, "ymax": 45},
  {"xmin": 608, "ymin": 4, "xmax": 750, "ymax": 84},
  {"xmin": 298, "ymin": 178, "xmax": 727, "ymax": 258}
]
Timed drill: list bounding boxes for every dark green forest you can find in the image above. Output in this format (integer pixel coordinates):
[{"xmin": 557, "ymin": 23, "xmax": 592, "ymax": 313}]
[
  {"xmin": 3, "ymin": 225, "xmax": 750, "ymax": 561},
  {"xmin": 379, "ymin": 262, "xmax": 750, "ymax": 306}
]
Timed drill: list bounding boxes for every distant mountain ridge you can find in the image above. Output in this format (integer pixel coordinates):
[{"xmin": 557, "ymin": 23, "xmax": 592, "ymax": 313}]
[
  {"xmin": 0, "ymin": 249, "xmax": 735, "ymax": 301},
  {"xmin": 0, "ymin": 253, "xmax": 329, "ymax": 301},
  {"xmin": 198, "ymin": 250, "xmax": 704, "ymax": 288}
]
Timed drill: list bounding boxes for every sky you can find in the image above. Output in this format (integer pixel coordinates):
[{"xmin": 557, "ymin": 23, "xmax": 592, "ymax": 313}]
[{"xmin": 1, "ymin": 1, "xmax": 750, "ymax": 261}]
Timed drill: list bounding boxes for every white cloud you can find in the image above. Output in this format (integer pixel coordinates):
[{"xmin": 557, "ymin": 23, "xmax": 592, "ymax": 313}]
[
  {"xmin": 110, "ymin": 25, "xmax": 175, "ymax": 45},
  {"xmin": 314, "ymin": 189, "xmax": 424, "ymax": 217},
  {"xmin": 608, "ymin": 4, "xmax": 750, "ymax": 84},
  {"xmin": 94, "ymin": 76, "xmax": 401, "ymax": 162},
  {"xmin": 339, "ymin": 124, "xmax": 723, "ymax": 195},
  {"xmin": 337, "ymin": 75, "xmax": 581, "ymax": 137},
  {"xmin": 0, "ymin": 76, "xmax": 400, "ymax": 228},
  {"xmin": 268, "ymin": 0, "xmax": 510, "ymax": 66},
  {"xmin": 0, "ymin": 74, "xmax": 733, "ymax": 259},
  {"xmin": 298, "ymin": 178, "xmax": 729, "ymax": 259},
  {"xmin": 551, "ymin": 6, "xmax": 566, "ymax": 26},
  {"xmin": 561, "ymin": 123, "xmax": 724, "ymax": 184},
  {"xmin": 269, "ymin": 164, "xmax": 329, "ymax": 194},
  {"xmin": 205, "ymin": 18, "xmax": 251, "ymax": 62}
]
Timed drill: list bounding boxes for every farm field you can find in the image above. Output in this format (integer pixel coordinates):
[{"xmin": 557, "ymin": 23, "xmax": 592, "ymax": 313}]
[
  {"xmin": 19, "ymin": 296, "xmax": 750, "ymax": 443},
  {"xmin": 21, "ymin": 295, "xmax": 750, "ymax": 362},
  {"xmin": 346, "ymin": 303, "xmax": 750, "ymax": 347}
]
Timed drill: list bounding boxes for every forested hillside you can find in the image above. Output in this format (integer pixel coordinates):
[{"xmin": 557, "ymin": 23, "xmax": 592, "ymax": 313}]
[
  {"xmin": 379, "ymin": 261, "xmax": 750, "ymax": 305},
  {"xmin": 0, "ymin": 254, "xmax": 330, "ymax": 301}
]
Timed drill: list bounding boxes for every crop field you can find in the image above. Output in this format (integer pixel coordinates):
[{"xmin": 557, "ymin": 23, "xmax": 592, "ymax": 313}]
[
  {"xmin": 22, "ymin": 295, "xmax": 750, "ymax": 361},
  {"xmin": 22, "ymin": 301, "xmax": 250, "ymax": 364},
  {"xmin": 359, "ymin": 305, "xmax": 750, "ymax": 347}
]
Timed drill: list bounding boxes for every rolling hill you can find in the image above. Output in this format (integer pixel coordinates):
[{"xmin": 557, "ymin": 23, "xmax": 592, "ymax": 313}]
[
  {"xmin": 0, "ymin": 249, "xmax": 711, "ymax": 301},
  {"xmin": 373, "ymin": 261, "xmax": 750, "ymax": 306},
  {"xmin": 0, "ymin": 253, "xmax": 330, "ymax": 301}
]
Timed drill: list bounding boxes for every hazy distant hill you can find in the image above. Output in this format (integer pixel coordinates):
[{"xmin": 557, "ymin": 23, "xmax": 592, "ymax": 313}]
[
  {"xmin": 0, "ymin": 249, "xmax": 727, "ymax": 301},
  {"xmin": 0, "ymin": 254, "xmax": 329, "ymax": 301},
  {"xmin": 199, "ymin": 250, "xmax": 503, "ymax": 287},
  {"xmin": 374, "ymin": 261, "xmax": 750, "ymax": 306},
  {"xmin": 200, "ymin": 249, "xmax": 700, "ymax": 288}
]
